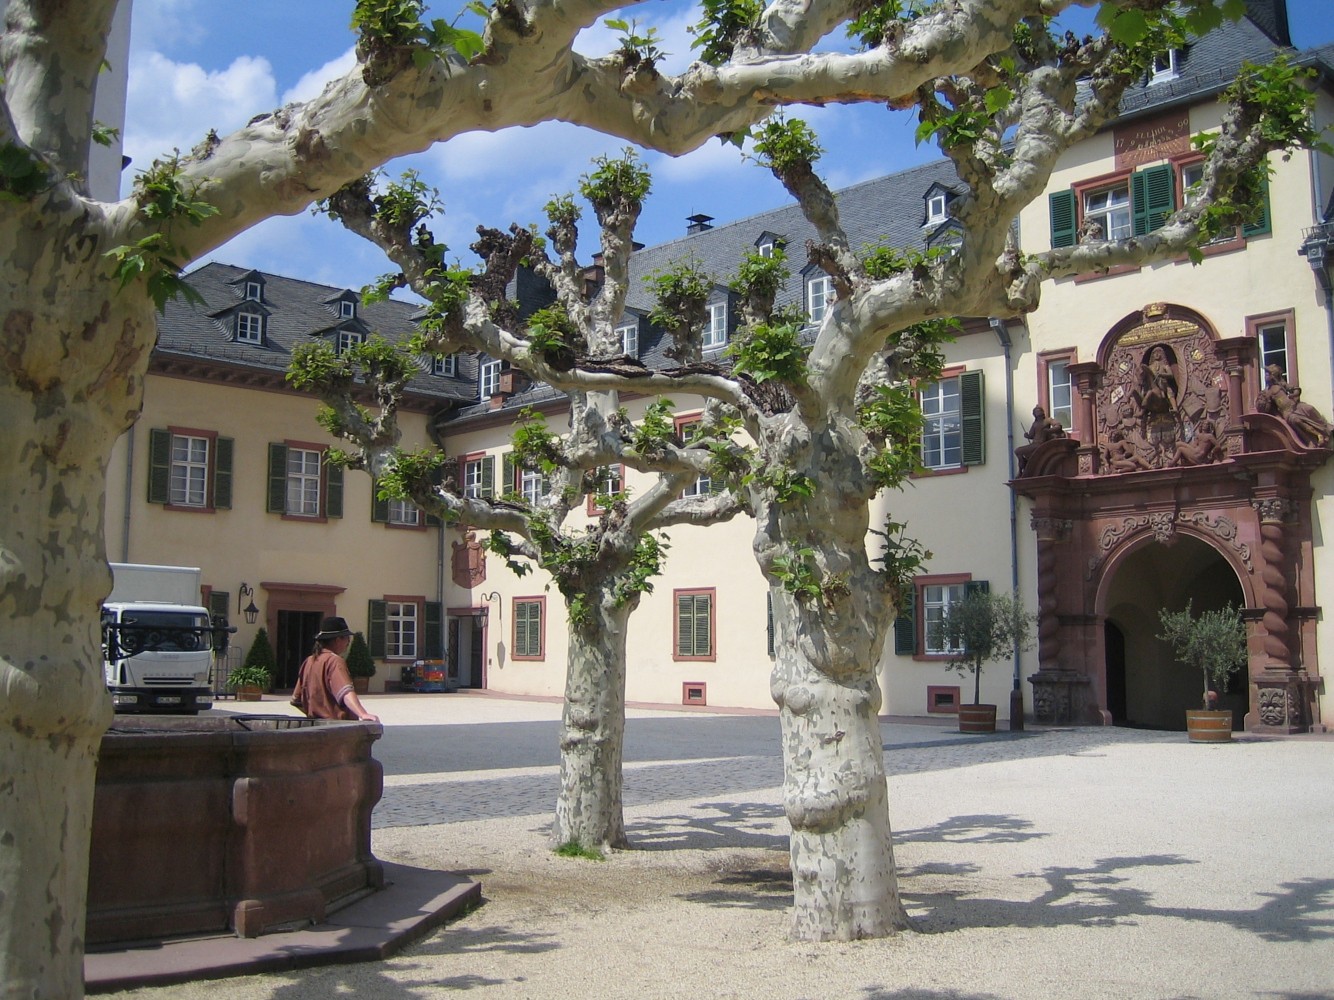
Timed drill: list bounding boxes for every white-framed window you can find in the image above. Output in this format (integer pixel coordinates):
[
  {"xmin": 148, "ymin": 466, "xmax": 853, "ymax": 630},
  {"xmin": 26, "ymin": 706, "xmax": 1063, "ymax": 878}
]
[
  {"xmin": 921, "ymin": 376, "xmax": 962, "ymax": 470},
  {"xmin": 1150, "ymin": 49, "xmax": 1179, "ymax": 83},
  {"xmin": 235, "ymin": 311, "xmax": 264, "ymax": 344},
  {"xmin": 462, "ymin": 456, "xmax": 487, "ymax": 499},
  {"xmin": 596, "ymin": 465, "xmax": 623, "ymax": 496},
  {"xmin": 337, "ymin": 329, "xmax": 363, "ymax": 354},
  {"xmin": 806, "ymin": 274, "xmax": 833, "ymax": 324},
  {"xmin": 618, "ymin": 323, "xmax": 639, "ymax": 357},
  {"xmin": 519, "ymin": 468, "xmax": 547, "ymax": 504},
  {"xmin": 926, "ymin": 192, "xmax": 948, "ymax": 224},
  {"xmin": 480, "ymin": 357, "xmax": 503, "ymax": 398},
  {"xmin": 243, "ymin": 280, "xmax": 263, "ymax": 302},
  {"xmin": 1047, "ymin": 360, "xmax": 1074, "ymax": 430},
  {"xmin": 1257, "ymin": 322, "xmax": 1289, "ymax": 380},
  {"xmin": 433, "ymin": 353, "xmax": 457, "ymax": 377},
  {"xmin": 170, "ymin": 435, "xmax": 209, "ymax": 507},
  {"xmin": 286, "ymin": 448, "xmax": 323, "ymax": 517},
  {"xmin": 387, "ymin": 601, "xmax": 417, "ymax": 658},
  {"xmin": 758, "ymin": 240, "xmax": 775, "ymax": 258},
  {"xmin": 923, "ymin": 582, "xmax": 966, "ymax": 654},
  {"xmin": 388, "ymin": 499, "xmax": 420, "ymax": 526},
  {"xmin": 703, "ymin": 302, "xmax": 728, "ymax": 351},
  {"xmin": 340, "ymin": 300, "xmax": 356, "ymax": 318},
  {"xmin": 1181, "ymin": 161, "xmax": 1205, "ymax": 207},
  {"xmin": 1083, "ymin": 184, "xmax": 1132, "ymax": 241}
]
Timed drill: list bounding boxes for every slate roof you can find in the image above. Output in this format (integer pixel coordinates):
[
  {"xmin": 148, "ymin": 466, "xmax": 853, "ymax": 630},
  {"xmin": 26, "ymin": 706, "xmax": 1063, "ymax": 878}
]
[{"xmin": 159, "ymin": 262, "xmax": 477, "ymax": 405}]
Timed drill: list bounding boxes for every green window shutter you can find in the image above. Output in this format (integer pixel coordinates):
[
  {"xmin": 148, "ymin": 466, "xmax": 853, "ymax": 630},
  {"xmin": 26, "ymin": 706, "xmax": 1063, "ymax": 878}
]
[
  {"xmin": 326, "ymin": 460, "xmax": 344, "ymax": 519},
  {"xmin": 966, "ymin": 579, "xmax": 990, "ymax": 597},
  {"xmin": 267, "ymin": 443, "xmax": 287, "ymax": 513},
  {"xmin": 425, "ymin": 508, "xmax": 443, "ymax": 528},
  {"xmin": 1242, "ymin": 170, "xmax": 1271, "ymax": 237},
  {"xmin": 424, "ymin": 602, "xmax": 443, "ymax": 659},
  {"xmin": 1049, "ymin": 189, "xmax": 1077, "ymax": 248},
  {"xmin": 1132, "ymin": 164, "xmax": 1174, "ymax": 235},
  {"xmin": 766, "ymin": 592, "xmax": 775, "ymax": 658},
  {"xmin": 893, "ymin": 586, "xmax": 917, "ymax": 656},
  {"xmin": 148, "ymin": 428, "xmax": 172, "ymax": 504},
  {"xmin": 677, "ymin": 594, "xmax": 695, "ymax": 656},
  {"xmin": 480, "ymin": 456, "xmax": 495, "ymax": 499},
  {"xmin": 212, "ymin": 436, "xmax": 233, "ymax": 510},
  {"xmin": 959, "ymin": 370, "xmax": 985, "ymax": 466},
  {"xmin": 516, "ymin": 601, "xmax": 542, "ymax": 657},
  {"xmin": 502, "ymin": 452, "xmax": 516, "ymax": 496},
  {"xmin": 208, "ymin": 590, "xmax": 230, "ymax": 619},
  {"xmin": 370, "ymin": 479, "xmax": 389, "ymax": 523},
  {"xmin": 367, "ymin": 600, "xmax": 387, "ymax": 658}
]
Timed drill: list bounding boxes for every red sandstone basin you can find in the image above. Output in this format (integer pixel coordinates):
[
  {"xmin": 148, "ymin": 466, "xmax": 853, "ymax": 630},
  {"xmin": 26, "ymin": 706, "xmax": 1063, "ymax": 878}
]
[{"xmin": 87, "ymin": 714, "xmax": 383, "ymax": 944}]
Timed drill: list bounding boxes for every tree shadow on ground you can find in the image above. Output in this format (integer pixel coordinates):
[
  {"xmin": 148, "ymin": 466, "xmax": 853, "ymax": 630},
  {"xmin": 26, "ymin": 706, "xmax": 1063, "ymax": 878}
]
[
  {"xmin": 903, "ymin": 848, "xmax": 1334, "ymax": 944},
  {"xmin": 862, "ymin": 989, "xmax": 1008, "ymax": 1000},
  {"xmin": 894, "ymin": 813, "xmax": 1048, "ymax": 847},
  {"xmin": 625, "ymin": 799, "xmax": 789, "ymax": 852},
  {"xmin": 678, "ymin": 864, "xmax": 794, "ymax": 912}
]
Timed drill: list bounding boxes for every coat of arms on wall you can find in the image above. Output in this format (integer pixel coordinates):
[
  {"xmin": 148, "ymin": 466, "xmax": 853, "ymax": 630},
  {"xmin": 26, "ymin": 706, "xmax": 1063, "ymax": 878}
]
[
  {"xmin": 1095, "ymin": 309, "xmax": 1229, "ymax": 473},
  {"xmin": 452, "ymin": 530, "xmax": 486, "ymax": 588}
]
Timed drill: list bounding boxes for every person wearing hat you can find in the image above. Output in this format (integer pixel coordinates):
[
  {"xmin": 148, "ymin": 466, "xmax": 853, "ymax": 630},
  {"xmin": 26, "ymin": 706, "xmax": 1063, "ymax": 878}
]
[{"xmin": 290, "ymin": 616, "xmax": 380, "ymax": 723}]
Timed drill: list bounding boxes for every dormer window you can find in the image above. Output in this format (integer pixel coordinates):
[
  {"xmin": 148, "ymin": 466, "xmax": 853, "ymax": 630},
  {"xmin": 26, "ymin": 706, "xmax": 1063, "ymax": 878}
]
[
  {"xmin": 433, "ymin": 353, "xmax": 458, "ymax": 377},
  {"xmin": 703, "ymin": 302, "xmax": 728, "ymax": 351},
  {"xmin": 618, "ymin": 321, "xmax": 639, "ymax": 357},
  {"xmin": 758, "ymin": 241, "xmax": 775, "ymax": 259},
  {"xmin": 926, "ymin": 193, "xmax": 948, "ymax": 225},
  {"xmin": 1150, "ymin": 49, "xmax": 1179, "ymax": 83},
  {"xmin": 806, "ymin": 273, "xmax": 833, "ymax": 324},
  {"xmin": 235, "ymin": 311, "xmax": 265, "ymax": 344},
  {"xmin": 480, "ymin": 356, "xmax": 503, "ymax": 398},
  {"xmin": 336, "ymin": 329, "xmax": 363, "ymax": 354},
  {"xmin": 754, "ymin": 231, "xmax": 784, "ymax": 259},
  {"xmin": 244, "ymin": 280, "xmax": 263, "ymax": 302},
  {"xmin": 339, "ymin": 300, "xmax": 356, "ymax": 319}
]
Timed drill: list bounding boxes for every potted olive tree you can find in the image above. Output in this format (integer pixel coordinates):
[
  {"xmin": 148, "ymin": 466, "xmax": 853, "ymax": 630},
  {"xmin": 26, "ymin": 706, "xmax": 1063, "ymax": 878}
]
[
  {"xmin": 346, "ymin": 631, "xmax": 376, "ymax": 694},
  {"xmin": 931, "ymin": 588, "xmax": 1035, "ymax": 733},
  {"xmin": 1156, "ymin": 601, "xmax": 1248, "ymax": 742}
]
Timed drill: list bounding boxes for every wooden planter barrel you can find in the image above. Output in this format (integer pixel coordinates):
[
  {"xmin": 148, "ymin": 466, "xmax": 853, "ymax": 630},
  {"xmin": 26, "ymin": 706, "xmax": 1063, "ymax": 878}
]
[
  {"xmin": 88, "ymin": 715, "xmax": 383, "ymax": 944},
  {"xmin": 1185, "ymin": 709, "xmax": 1234, "ymax": 743},
  {"xmin": 958, "ymin": 703, "xmax": 998, "ymax": 734}
]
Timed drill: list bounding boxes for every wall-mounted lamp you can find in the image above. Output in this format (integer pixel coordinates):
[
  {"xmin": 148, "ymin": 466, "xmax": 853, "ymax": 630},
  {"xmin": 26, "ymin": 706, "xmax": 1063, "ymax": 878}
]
[
  {"xmin": 238, "ymin": 583, "xmax": 259, "ymax": 625},
  {"xmin": 481, "ymin": 590, "xmax": 501, "ymax": 620}
]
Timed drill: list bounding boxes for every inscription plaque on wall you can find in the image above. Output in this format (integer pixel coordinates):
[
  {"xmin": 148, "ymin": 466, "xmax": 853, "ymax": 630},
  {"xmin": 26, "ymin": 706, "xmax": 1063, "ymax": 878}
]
[{"xmin": 1114, "ymin": 111, "xmax": 1191, "ymax": 170}]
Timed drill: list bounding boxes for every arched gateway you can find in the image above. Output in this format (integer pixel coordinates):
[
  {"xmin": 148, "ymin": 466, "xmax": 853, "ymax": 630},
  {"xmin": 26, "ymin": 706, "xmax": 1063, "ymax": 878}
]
[{"xmin": 1013, "ymin": 303, "xmax": 1331, "ymax": 734}]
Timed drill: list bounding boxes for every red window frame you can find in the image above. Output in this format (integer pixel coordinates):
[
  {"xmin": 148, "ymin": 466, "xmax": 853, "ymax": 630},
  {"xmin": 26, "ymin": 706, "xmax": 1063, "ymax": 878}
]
[{"xmin": 163, "ymin": 425, "xmax": 220, "ymax": 513}]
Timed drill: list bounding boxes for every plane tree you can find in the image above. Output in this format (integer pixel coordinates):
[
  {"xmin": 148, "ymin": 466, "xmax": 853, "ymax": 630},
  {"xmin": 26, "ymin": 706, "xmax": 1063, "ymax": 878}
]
[
  {"xmin": 291, "ymin": 151, "xmax": 748, "ymax": 852},
  {"xmin": 2, "ymin": 0, "xmax": 1327, "ymax": 992}
]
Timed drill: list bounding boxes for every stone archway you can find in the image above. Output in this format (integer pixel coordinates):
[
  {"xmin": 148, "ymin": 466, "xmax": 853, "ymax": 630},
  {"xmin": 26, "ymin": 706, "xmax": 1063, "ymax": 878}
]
[
  {"xmin": 1013, "ymin": 301, "xmax": 1330, "ymax": 734},
  {"xmin": 1100, "ymin": 534, "xmax": 1246, "ymax": 730}
]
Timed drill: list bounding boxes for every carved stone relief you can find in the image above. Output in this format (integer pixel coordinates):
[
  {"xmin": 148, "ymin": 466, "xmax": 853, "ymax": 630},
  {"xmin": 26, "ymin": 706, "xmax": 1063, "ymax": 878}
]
[{"xmin": 1095, "ymin": 313, "xmax": 1229, "ymax": 474}]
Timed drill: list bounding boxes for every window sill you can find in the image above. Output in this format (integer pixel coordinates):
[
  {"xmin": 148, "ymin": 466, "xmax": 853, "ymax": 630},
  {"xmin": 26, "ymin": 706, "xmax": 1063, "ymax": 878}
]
[
  {"xmin": 911, "ymin": 464, "xmax": 970, "ymax": 480},
  {"xmin": 163, "ymin": 503, "xmax": 216, "ymax": 514},
  {"xmin": 673, "ymin": 654, "xmax": 717, "ymax": 663}
]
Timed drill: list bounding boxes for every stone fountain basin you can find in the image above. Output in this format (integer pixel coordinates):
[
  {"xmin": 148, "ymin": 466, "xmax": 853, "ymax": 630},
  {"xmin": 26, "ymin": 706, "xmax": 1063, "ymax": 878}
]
[{"xmin": 87, "ymin": 715, "xmax": 383, "ymax": 944}]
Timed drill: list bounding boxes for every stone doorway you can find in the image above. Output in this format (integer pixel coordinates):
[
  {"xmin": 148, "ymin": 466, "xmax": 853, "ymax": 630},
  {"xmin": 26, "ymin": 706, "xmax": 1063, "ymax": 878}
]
[{"xmin": 1102, "ymin": 535, "xmax": 1246, "ymax": 730}]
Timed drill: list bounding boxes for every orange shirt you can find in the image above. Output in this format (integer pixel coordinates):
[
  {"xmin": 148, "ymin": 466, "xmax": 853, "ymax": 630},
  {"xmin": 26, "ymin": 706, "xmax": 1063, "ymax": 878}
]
[{"xmin": 292, "ymin": 649, "xmax": 356, "ymax": 720}]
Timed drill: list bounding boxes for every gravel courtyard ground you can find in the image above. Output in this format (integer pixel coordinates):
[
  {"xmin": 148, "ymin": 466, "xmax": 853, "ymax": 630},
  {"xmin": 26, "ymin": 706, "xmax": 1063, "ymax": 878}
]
[{"xmin": 104, "ymin": 696, "xmax": 1334, "ymax": 1000}]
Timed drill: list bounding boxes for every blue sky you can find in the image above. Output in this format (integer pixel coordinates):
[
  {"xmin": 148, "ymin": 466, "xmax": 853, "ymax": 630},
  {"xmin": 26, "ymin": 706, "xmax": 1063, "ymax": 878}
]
[{"xmin": 122, "ymin": 0, "xmax": 1334, "ymax": 295}]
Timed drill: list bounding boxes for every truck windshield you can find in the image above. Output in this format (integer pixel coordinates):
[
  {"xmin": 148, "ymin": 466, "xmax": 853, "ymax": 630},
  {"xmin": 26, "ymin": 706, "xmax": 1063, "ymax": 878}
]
[{"xmin": 115, "ymin": 612, "xmax": 214, "ymax": 654}]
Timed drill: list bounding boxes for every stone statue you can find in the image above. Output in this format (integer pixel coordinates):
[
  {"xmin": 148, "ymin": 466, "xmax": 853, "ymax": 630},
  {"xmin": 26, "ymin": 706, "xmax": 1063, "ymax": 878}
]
[
  {"xmin": 1015, "ymin": 405, "xmax": 1067, "ymax": 473},
  {"xmin": 1169, "ymin": 419, "xmax": 1226, "ymax": 467},
  {"xmin": 1256, "ymin": 365, "xmax": 1333, "ymax": 448},
  {"xmin": 1104, "ymin": 427, "xmax": 1152, "ymax": 473}
]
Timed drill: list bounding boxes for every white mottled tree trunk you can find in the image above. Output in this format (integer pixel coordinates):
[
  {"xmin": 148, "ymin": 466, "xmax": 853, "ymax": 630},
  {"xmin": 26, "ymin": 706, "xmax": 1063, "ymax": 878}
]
[
  {"xmin": 760, "ymin": 412, "xmax": 909, "ymax": 940},
  {"xmin": 553, "ymin": 593, "xmax": 632, "ymax": 850},
  {"xmin": 0, "ymin": 227, "xmax": 149, "ymax": 994}
]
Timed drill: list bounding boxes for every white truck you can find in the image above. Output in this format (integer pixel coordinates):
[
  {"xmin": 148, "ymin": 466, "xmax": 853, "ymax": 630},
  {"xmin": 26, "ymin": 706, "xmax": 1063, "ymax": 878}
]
[{"xmin": 102, "ymin": 563, "xmax": 222, "ymax": 714}]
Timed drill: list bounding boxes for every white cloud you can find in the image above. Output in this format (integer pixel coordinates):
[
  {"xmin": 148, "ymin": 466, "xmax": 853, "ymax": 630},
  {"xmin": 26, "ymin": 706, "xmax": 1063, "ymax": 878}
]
[
  {"xmin": 123, "ymin": 51, "xmax": 277, "ymax": 178},
  {"xmin": 127, "ymin": 0, "xmax": 206, "ymax": 55},
  {"xmin": 574, "ymin": 5, "xmax": 698, "ymax": 75},
  {"xmin": 281, "ymin": 48, "xmax": 359, "ymax": 106},
  {"xmin": 647, "ymin": 139, "xmax": 748, "ymax": 185}
]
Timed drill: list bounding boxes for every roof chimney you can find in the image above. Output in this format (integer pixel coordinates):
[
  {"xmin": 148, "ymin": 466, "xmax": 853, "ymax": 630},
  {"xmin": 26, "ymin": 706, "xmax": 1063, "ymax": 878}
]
[{"xmin": 686, "ymin": 213, "xmax": 714, "ymax": 235}]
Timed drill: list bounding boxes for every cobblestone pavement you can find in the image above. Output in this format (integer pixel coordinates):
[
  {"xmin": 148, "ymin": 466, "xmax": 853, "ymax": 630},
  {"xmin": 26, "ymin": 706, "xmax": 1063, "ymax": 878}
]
[{"xmin": 369, "ymin": 705, "xmax": 1186, "ymax": 830}]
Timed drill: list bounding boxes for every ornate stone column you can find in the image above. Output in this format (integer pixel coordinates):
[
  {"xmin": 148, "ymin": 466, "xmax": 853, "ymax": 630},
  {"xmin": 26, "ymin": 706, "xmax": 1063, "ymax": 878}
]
[
  {"xmin": 1215, "ymin": 336, "xmax": 1252, "ymax": 457},
  {"xmin": 1067, "ymin": 361, "xmax": 1104, "ymax": 475},
  {"xmin": 1026, "ymin": 515, "xmax": 1095, "ymax": 724},
  {"xmin": 1249, "ymin": 496, "xmax": 1304, "ymax": 733}
]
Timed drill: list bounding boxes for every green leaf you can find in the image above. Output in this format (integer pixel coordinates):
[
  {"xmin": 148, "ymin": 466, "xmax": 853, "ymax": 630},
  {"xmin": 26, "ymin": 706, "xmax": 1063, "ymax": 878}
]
[
  {"xmin": 1107, "ymin": 9, "xmax": 1147, "ymax": 45},
  {"xmin": 984, "ymin": 86, "xmax": 1013, "ymax": 115},
  {"xmin": 604, "ymin": 18, "xmax": 628, "ymax": 31}
]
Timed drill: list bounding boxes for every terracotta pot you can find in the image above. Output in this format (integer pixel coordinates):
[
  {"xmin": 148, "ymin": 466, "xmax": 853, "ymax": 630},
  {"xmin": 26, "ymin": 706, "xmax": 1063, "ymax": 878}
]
[
  {"xmin": 1185, "ymin": 709, "xmax": 1233, "ymax": 743},
  {"xmin": 958, "ymin": 703, "xmax": 997, "ymax": 734},
  {"xmin": 352, "ymin": 676, "xmax": 370, "ymax": 694},
  {"xmin": 235, "ymin": 686, "xmax": 262, "ymax": 702}
]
